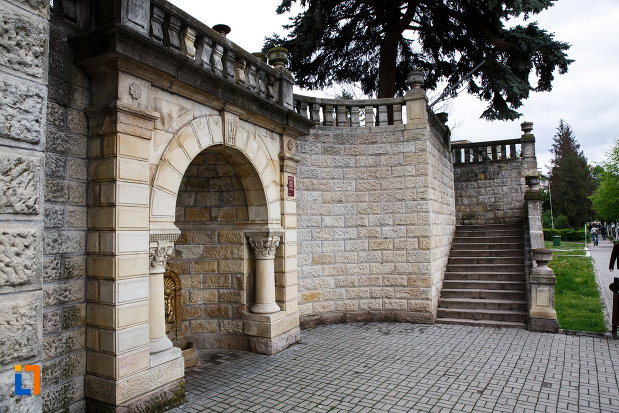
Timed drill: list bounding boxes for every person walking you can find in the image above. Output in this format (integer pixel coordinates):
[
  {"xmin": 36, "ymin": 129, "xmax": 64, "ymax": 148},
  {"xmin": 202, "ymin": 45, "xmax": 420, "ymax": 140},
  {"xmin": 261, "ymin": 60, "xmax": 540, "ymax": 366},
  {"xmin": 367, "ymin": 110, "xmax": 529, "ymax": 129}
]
[
  {"xmin": 602, "ymin": 224, "xmax": 607, "ymax": 241},
  {"xmin": 591, "ymin": 225, "xmax": 600, "ymax": 246}
]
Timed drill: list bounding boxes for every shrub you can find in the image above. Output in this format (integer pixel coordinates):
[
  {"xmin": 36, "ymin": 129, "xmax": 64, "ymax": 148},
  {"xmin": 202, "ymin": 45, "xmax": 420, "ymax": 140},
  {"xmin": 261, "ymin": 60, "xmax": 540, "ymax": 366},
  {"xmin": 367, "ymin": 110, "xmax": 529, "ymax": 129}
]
[
  {"xmin": 543, "ymin": 228, "xmax": 589, "ymax": 242},
  {"xmin": 554, "ymin": 214, "xmax": 570, "ymax": 229}
]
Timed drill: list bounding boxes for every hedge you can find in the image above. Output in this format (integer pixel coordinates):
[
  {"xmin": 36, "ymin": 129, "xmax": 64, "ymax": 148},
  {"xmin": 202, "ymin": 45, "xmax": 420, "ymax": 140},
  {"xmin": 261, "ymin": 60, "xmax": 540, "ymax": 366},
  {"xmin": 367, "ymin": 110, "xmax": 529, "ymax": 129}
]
[{"xmin": 543, "ymin": 228, "xmax": 589, "ymax": 242}]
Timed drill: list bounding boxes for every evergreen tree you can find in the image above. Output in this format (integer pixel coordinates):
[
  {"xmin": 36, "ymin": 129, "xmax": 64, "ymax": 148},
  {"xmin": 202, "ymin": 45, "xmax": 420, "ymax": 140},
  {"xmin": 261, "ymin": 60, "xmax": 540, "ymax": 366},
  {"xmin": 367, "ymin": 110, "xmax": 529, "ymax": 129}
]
[
  {"xmin": 266, "ymin": 0, "xmax": 572, "ymax": 120},
  {"xmin": 548, "ymin": 121, "xmax": 593, "ymax": 227},
  {"xmin": 590, "ymin": 140, "xmax": 619, "ymax": 221}
]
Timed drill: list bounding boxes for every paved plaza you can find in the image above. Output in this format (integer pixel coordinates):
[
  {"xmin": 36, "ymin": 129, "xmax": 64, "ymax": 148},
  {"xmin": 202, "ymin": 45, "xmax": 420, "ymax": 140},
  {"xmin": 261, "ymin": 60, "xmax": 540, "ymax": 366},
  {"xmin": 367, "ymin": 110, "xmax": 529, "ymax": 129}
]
[
  {"xmin": 589, "ymin": 238, "xmax": 617, "ymax": 327},
  {"xmin": 171, "ymin": 322, "xmax": 619, "ymax": 412}
]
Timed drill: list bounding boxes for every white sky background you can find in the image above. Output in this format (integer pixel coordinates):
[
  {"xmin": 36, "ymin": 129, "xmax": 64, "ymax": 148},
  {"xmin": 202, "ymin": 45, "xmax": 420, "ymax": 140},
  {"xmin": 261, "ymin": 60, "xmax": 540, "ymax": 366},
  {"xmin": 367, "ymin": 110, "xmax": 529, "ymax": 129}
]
[{"xmin": 169, "ymin": 0, "xmax": 619, "ymax": 172}]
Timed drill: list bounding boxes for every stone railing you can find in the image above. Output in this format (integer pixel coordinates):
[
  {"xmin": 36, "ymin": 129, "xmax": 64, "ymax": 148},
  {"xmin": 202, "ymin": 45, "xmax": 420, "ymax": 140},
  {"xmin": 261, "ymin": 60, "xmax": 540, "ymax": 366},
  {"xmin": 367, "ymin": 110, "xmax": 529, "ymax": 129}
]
[
  {"xmin": 293, "ymin": 95, "xmax": 406, "ymax": 127},
  {"xmin": 149, "ymin": 0, "xmax": 293, "ymax": 109},
  {"xmin": 451, "ymin": 138, "xmax": 523, "ymax": 164}
]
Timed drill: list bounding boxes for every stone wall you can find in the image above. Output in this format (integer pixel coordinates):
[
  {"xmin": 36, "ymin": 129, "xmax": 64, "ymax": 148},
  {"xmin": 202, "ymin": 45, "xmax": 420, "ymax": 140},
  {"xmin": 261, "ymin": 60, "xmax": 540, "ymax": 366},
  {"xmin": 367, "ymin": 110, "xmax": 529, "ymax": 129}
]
[
  {"xmin": 0, "ymin": 0, "xmax": 48, "ymax": 412},
  {"xmin": 41, "ymin": 11, "xmax": 90, "ymax": 413},
  {"xmin": 169, "ymin": 148, "xmax": 253, "ymax": 349},
  {"xmin": 296, "ymin": 121, "xmax": 454, "ymax": 325},
  {"xmin": 453, "ymin": 141, "xmax": 537, "ymax": 226}
]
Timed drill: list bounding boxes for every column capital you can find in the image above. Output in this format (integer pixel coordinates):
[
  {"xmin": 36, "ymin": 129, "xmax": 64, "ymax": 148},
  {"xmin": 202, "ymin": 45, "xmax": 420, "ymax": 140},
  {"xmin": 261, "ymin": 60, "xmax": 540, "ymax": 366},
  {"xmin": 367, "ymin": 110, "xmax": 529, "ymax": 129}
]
[
  {"xmin": 246, "ymin": 230, "xmax": 283, "ymax": 259},
  {"xmin": 149, "ymin": 230, "xmax": 180, "ymax": 272}
]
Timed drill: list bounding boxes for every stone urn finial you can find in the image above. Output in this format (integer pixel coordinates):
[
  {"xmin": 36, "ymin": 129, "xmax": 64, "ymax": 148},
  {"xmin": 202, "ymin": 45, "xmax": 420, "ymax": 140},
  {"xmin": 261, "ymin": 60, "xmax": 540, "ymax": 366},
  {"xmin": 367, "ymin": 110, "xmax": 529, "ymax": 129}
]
[
  {"xmin": 267, "ymin": 47, "xmax": 289, "ymax": 70},
  {"xmin": 532, "ymin": 248, "xmax": 553, "ymax": 275},
  {"xmin": 521, "ymin": 121, "xmax": 533, "ymax": 134},
  {"xmin": 212, "ymin": 24, "xmax": 231, "ymax": 37},
  {"xmin": 406, "ymin": 70, "xmax": 425, "ymax": 90}
]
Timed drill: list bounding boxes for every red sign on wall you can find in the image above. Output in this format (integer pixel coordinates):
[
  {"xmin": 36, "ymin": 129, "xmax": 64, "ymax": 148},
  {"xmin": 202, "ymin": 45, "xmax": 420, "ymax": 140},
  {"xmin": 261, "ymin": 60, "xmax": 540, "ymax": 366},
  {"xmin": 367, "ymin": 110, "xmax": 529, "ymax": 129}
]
[{"xmin": 287, "ymin": 176, "xmax": 295, "ymax": 197}]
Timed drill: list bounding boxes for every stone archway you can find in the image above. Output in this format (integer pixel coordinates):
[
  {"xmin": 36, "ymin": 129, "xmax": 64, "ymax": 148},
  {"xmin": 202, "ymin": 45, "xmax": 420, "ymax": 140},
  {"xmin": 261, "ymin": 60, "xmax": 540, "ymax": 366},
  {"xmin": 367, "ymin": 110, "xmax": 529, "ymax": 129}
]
[{"xmin": 147, "ymin": 112, "xmax": 299, "ymax": 361}]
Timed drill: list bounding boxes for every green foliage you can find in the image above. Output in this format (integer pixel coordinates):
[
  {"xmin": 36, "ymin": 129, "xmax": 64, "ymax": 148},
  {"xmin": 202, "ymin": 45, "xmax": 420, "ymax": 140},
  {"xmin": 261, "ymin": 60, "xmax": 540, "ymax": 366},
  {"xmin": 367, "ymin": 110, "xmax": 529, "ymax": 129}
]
[
  {"xmin": 590, "ymin": 139, "xmax": 619, "ymax": 221},
  {"xmin": 542, "ymin": 210, "xmax": 553, "ymax": 228},
  {"xmin": 554, "ymin": 214, "xmax": 569, "ymax": 229},
  {"xmin": 543, "ymin": 228, "xmax": 588, "ymax": 242},
  {"xmin": 550, "ymin": 256, "xmax": 606, "ymax": 333},
  {"xmin": 548, "ymin": 121, "xmax": 594, "ymax": 227},
  {"xmin": 268, "ymin": 0, "xmax": 572, "ymax": 120}
]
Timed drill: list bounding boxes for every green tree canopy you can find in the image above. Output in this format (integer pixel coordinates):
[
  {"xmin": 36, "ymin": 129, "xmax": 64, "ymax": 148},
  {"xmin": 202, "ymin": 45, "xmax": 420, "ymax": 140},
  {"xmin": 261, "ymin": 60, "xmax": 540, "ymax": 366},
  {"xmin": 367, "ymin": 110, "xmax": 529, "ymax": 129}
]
[
  {"xmin": 549, "ymin": 120, "xmax": 593, "ymax": 228},
  {"xmin": 590, "ymin": 140, "xmax": 619, "ymax": 221},
  {"xmin": 267, "ymin": 0, "xmax": 572, "ymax": 120}
]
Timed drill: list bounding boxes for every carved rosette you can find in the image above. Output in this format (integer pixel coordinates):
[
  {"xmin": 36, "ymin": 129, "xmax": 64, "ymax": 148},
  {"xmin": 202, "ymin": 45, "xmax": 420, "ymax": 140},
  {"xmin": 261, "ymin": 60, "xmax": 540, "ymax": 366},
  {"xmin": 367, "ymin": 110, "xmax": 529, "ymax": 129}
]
[{"xmin": 247, "ymin": 232, "xmax": 282, "ymax": 259}]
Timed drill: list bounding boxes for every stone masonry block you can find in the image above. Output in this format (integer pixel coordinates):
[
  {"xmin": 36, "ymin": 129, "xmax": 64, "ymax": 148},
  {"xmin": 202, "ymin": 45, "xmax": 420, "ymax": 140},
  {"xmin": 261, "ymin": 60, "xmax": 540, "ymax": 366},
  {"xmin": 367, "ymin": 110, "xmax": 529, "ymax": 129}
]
[
  {"xmin": 0, "ymin": 368, "xmax": 40, "ymax": 412},
  {"xmin": 0, "ymin": 152, "xmax": 42, "ymax": 214},
  {"xmin": 0, "ymin": 290, "xmax": 41, "ymax": 364},
  {"xmin": 0, "ymin": 9, "xmax": 47, "ymax": 79},
  {"xmin": 0, "ymin": 226, "xmax": 42, "ymax": 292},
  {"xmin": 0, "ymin": 77, "xmax": 46, "ymax": 145},
  {"xmin": 43, "ymin": 328, "xmax": 84, "ymax": 361}
]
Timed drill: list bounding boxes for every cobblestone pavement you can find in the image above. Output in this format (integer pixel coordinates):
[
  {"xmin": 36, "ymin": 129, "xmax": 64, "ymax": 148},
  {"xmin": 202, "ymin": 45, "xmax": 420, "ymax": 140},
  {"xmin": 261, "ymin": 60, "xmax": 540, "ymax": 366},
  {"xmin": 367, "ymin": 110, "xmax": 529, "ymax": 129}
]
[
  {"xmin": 589, "ymin": 238, "xmax": 617, "ymax": 327},
  {"xmin": 170, "ymin": 323, "xmax": 619, "ymax": 412}
]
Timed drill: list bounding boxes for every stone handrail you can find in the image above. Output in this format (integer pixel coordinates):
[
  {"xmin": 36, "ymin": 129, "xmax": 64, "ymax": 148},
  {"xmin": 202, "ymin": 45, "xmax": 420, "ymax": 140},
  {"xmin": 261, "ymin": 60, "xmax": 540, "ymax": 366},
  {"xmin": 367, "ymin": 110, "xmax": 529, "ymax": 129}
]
[
  {"xmin": 111, "ymin": 0, "xmax": 295, "ymax": 110},
  {"xmin": 451, "ymin": 138, "xmax": 523, "ymax": 164},
  {"xmin": 293, "ymin": 94, "xmax": 406, "ymax": 127}
]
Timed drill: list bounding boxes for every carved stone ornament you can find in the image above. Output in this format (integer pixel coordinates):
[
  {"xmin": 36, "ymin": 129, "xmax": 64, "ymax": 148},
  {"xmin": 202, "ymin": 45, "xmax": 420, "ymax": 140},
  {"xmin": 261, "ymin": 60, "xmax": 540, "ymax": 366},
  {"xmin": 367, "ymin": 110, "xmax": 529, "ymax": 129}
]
[
  {"xmin": 149, "ymin": 240, "xmax": 174, "ymax": 271},
  {"xmin": 247, "ymin": 232, "xmax": 282, "ymax": 259},
  {"xmin": 129, "ymin": 82, "xmax": 141, "ymax": 100},
  {"xmin": 223, "ymin": 111, "xmax": 239, "ymax": 146},
  {"xmin": 164, "ymin": 268, "xmax": 182, "ymax": 341}
]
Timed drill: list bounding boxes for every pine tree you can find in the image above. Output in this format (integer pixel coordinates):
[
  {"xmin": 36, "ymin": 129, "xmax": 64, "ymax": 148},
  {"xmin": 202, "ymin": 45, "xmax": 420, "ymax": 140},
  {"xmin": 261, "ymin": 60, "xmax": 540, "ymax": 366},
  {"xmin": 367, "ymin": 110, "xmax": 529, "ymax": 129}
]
[
  {"xmin": 266, "ymin": 0, "xmax": 572, "ymax": 120},
  {"xmin": 548, "ymin": 121, "xmax": 593, "ymax": 227}
]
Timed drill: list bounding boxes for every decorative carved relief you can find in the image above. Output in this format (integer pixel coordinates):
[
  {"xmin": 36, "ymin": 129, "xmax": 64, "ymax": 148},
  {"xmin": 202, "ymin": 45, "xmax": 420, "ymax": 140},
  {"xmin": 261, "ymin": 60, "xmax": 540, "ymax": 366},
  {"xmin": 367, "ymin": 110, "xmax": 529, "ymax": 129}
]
[
  {"xmin": 223, "ymin": 112, "xmax": 239, "ymax": 146},
  {"xmin": 247, "ymin": 232, "xmax": 282, "ymax": 259},
  {"xmin": 164, "ymin": 267, "xmax": 182, "ymax": 341},
  {"xmin": 149, "ymin": 241, "xmax": 174, "ymax": 271},
  {"xmin": 129, "ymin": 82, "xmax": 141, "ymax": 100}
]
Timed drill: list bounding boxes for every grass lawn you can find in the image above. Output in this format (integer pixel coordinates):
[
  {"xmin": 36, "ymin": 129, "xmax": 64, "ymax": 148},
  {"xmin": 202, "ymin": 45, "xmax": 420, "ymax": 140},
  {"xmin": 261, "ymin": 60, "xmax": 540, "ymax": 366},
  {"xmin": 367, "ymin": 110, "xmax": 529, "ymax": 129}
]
[
  {"xmin": 550, "ymin": 255, "xmax": 606, "ymax": 333},
  {"xmin": 544, "ymin": 240, "xmax": 586, "ymax": 250}
]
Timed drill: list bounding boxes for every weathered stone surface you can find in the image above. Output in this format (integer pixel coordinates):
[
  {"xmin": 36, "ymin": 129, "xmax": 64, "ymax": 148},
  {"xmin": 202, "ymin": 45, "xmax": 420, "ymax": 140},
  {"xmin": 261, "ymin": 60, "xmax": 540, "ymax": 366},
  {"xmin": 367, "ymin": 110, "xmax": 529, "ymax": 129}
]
[
  {"xmin": 43, "ymin": 279, "xmax": 84, "ymax": 306},
  {"xmin": 46, "ymin": 128, "xmax": 87, "ymax": 156},
  {"xmin": 62, "ymin": 303, "xmax": 86, "ymax": 329},
  {"xmin": 0, "ymin": 368, "xmax": 41, "ymax": 413},
  {"xmin": 43, "ymin": 255, "xmax": 61, "ymax": 282},
  {"xmin": 43, "ymin": 309, "xmax": 60, "ymax": 335},
  {"xmin": 0, "ymin": 290, "xmax": 41, "ymax": 364},
  {"xmin": 0, "ymin": 78, "xmax": 46, "ymax": 144},
  {"xmin": 0, "ymin": 152, "xmax": 41, "ymax": 214},
  {"xmin": 0, "ymin": 226, "xmax": 42, "ymax": 292},
  {"xmin": 44, "ymin": 204, "xmax": 64, "ymax": 228},
  {"xmin": 42, "ymin": 328, "xmax": 84, "ymax": 361},
  {"xmin": 61, "ymin": 351, "xmax": 86, "ymax": 380},
  {"xmin": 42, "ymin": 377, "xmax": 84, "ymax": 413},
  {"xmin": 43, "ymin": 230, "xmax": 85, "ymax": 255},
  {"xmin": 63, "ymin": 256, "xmax": 86, "ymax": 279},
  {"xmin": 45, "ymin": 179, "xmax": 86, "ymax": 204},
  {"xmin": 0, "ymin": 10, "xmax": 48, "ymax": 79}
]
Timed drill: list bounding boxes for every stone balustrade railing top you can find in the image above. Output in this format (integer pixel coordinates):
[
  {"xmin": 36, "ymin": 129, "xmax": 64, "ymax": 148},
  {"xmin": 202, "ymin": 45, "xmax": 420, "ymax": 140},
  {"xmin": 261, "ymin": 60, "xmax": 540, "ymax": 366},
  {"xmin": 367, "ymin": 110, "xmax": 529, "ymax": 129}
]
[
  {"xmin": 451, "ymin": 138, "xmax": 525, "ymax": 164},
  {"xmin": 293, "ymin": 94, "xmax": 407, "ymax": 127}
]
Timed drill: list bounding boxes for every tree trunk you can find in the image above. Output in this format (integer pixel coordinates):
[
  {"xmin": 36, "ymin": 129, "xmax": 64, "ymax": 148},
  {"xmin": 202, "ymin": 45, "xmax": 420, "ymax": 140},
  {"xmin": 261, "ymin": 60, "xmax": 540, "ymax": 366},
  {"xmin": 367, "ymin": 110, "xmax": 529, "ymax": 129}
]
[{"xmin": 377, "ymin": 30, "xmax": 399, "ymax": 99}]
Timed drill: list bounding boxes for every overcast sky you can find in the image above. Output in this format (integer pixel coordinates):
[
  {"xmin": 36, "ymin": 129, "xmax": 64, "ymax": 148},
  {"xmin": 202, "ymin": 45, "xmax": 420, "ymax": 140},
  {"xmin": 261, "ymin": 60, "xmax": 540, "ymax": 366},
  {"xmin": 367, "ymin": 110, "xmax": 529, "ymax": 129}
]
[{"xmin": 169, "ymin": 0, "xmax": 619, "ymax": 172}]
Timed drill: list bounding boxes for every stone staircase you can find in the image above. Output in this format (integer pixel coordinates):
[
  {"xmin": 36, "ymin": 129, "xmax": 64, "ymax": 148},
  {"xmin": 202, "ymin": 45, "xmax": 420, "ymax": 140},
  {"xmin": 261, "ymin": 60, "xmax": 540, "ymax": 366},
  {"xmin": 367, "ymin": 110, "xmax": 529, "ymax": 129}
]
[{"xmin": 437, "ymin": 224, "xmax": 527, "ymax": 328}]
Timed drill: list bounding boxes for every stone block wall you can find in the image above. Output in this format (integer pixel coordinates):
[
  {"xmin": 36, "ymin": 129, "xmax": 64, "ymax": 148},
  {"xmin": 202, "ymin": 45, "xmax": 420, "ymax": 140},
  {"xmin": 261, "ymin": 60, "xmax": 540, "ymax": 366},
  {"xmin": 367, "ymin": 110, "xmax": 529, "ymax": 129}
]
[
  {"xmin": 454, "ymin": 159, "xmax": 528, "ymax": 225},
  {"xmin": 169, "ymin": 149, "xmax": 252, "ymax": 349},
  {"xmin": 0, "ymin": 1, "xmax": 48, "ymax": 412},
  {"xmin": 41, "ymin": 11, "xmax": 90, "ymax": 413},
  {"xmin": 296, "ymin": 123, "xmax": 454, "ymax": 325}
]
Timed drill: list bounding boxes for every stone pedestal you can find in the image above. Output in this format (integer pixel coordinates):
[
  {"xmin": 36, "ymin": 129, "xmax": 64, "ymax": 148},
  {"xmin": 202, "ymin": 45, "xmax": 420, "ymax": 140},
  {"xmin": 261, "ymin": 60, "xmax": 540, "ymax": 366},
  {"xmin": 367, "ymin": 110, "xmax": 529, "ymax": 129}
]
[
  {"xmin": 528, "ymin": 249, "xmax": 559, "ymax": 332},
  {"xmin": 247, "ymin": 231, "xmax": 283, "ymax": 314}
]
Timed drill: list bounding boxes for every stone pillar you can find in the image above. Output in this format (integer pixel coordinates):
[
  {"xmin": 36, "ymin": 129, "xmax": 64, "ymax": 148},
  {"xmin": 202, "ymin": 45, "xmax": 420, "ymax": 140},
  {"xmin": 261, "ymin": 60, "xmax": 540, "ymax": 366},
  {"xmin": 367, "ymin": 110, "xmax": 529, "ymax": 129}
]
[
  {"xmin": 404, "ymin": 71, "xmax": 428, "ymax": 130},
  {"xmin": 528, "ymin": 249, "xmax": 559, "ymax": 332},
  {"xmin": 148, "ymin": 232, "xmax": 181, "ymax": 364},
  {"xmin": 247, "ymin": 231, "xmax": 283, "ymax": 314}
]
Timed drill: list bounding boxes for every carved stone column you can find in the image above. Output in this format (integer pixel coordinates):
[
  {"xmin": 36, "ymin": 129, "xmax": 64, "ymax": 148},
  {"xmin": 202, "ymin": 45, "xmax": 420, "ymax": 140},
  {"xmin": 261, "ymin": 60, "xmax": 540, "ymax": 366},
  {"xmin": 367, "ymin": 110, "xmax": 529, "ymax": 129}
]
[
  {"xmin": 149, "ymin": 231, "xmax": 179, "ymax": 360},
  {"xmin": 247, "ymin": 231, "xmax": 283, "ymax": 314}
]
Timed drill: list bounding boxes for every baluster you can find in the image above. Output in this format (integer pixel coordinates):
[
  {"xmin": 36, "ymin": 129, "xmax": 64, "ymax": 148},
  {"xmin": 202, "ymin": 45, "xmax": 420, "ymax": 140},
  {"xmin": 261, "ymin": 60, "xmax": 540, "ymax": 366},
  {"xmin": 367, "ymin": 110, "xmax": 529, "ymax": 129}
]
[
  {"xmin": 266, "ymin": 75, "xmax": 277, "ymax": 99},
  {"xmin": 491, "ymin": 145, "xmax": 498, "ymax": 161},
  {"xmin": 392, "ymin": 104, "xmax": 402, "ymax": 125},
  {"xmin": 351, "ymin": 106, "xmax": 360, "ymax": 127},
  {"xmin": 324, "ymin": 104, "xmax": 334, "ymax": 126},
  {"xmin": 165, "ymin": 15, "xmax": 181, "ymax": 50},
  {"xmin": 234, "ymin": 58, "xmax": 247, "ymax": 85},
  {"xmin": 151, "ymin": 6, "xmax": 164, "ymax": 42},
  {"xmin": 365, "ymin": 105, "xmax": 374, "ymax": 127},
  {"xmin": 299, "ymin": 100, "xmax": 309, "ymax": 119},
  {"xmin": 510, "ymin": 143, "xmax": 517, "ymax": 158},
  {"xmin": 247, "ymin": 63, "xmax": 257, "ymax": 91},
  {"xmin": 257, "ymin": 70, "xmax": 266, "ymax": 97},
  {"xmin": 181, "ymin": 26, "xmax": 196, "ymax": 58},
  {"xmin": 464, "ymin": 148, "xmax": 471, "ymax": 163},
  {"xmin": 212, "ymin": 43, "xmax": 224, "ymax": 77},
  {"xmin": 336, "ymin": 105, "xmax": 347, "ymax": 126},
  {"xmin": 311, "ymin": 103, "xmax": 321, "ymax": 123},
  {"xmin": 501, "ymin": 144, "xmax": 507, "ymax": 160},
  {"xmin": 378, "ymin": 105, "xmax": 388, "ymax": 126},
  {"xmin": 195, "ymin": 36, "xmax": 212, "ymax": 70},
  {"xmin": 223, "ymin": 50, "xmax": 235, "ymax": 81}
]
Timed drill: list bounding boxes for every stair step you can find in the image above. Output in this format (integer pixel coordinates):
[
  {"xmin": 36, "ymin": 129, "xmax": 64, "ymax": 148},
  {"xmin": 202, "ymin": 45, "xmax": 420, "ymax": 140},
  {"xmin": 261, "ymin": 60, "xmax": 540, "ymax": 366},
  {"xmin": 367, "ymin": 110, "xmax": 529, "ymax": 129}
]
[
  {"xmin": 456, "ymin": 224, "xmax": 523, "ymax": 231},
  {"xmin": 436, "ymin": 318, "xmax": 527, "ymax": 329},
  {"xmin": 446, "ymin": 263, "xmax": 524, "ymax": 273},
  {"xmin": 448, "ymin": 256, "xmax": 523, "ymax": 265},
  {"xmin": 437, "ymin": 308, "xmax": 527, "ymax": 322},
  {"xmin": 442, "ymin": 280, "xmax": 526, "ymax": 291},
  {"xmin": 440, "ymin": 289, "xmax": 526, "ymax": 300},
  {"xmin": 449, "ymin": 249, "xmax": 524, "ymax": 258},
  {"xmin": 444, "ymin": 272, "xmax": 525, "ymax": 282},
  {"xmin": 439, "ymin": 298, "xmax": 527, "ymax": 311},
  {"xmin": 451, "ymin": 242, "xmax": 524, "ymax": 251},
  {"xmin": 456, "ymin": 230, "xmax": 523, "ymax": 237},
  {"xmin": 453, "ymin": 236, "xmax": 524, "ymax": 244}
]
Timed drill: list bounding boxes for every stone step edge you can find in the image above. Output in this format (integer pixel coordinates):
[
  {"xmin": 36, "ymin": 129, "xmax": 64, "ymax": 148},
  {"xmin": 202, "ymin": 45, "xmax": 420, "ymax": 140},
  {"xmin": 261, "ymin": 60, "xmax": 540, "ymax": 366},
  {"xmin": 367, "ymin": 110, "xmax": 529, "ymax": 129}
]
[{"xmin": 435, "ymin": 318, "xmax": 527, "ymax": 329}]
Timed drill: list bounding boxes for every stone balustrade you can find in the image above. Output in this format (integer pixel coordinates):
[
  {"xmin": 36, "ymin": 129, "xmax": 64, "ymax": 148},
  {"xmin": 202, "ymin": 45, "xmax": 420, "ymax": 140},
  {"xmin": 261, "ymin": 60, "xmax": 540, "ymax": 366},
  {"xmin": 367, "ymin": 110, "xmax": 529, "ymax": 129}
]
[
  {"xmin": 293, "ymin": 95, "xmax": 406, "ymax": 127},
  {"xmin": 451, "ymin": 138, "xmax": 524, "ymax": 164}
]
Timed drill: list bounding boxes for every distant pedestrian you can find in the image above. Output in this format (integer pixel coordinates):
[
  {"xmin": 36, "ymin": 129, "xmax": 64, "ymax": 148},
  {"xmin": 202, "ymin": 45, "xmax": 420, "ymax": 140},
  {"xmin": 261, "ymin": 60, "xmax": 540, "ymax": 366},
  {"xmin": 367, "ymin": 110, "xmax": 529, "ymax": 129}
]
[
  {"xmin": 591, "ymin": 226, "xmax": 600, "ymax": 246},
  {"xmin": 602, "ymin": 224, "xmax": 607, "ymax": 240},
  {"xmin": 611, "ymin": 241, "xmax": 619, "ymax": 271}
]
